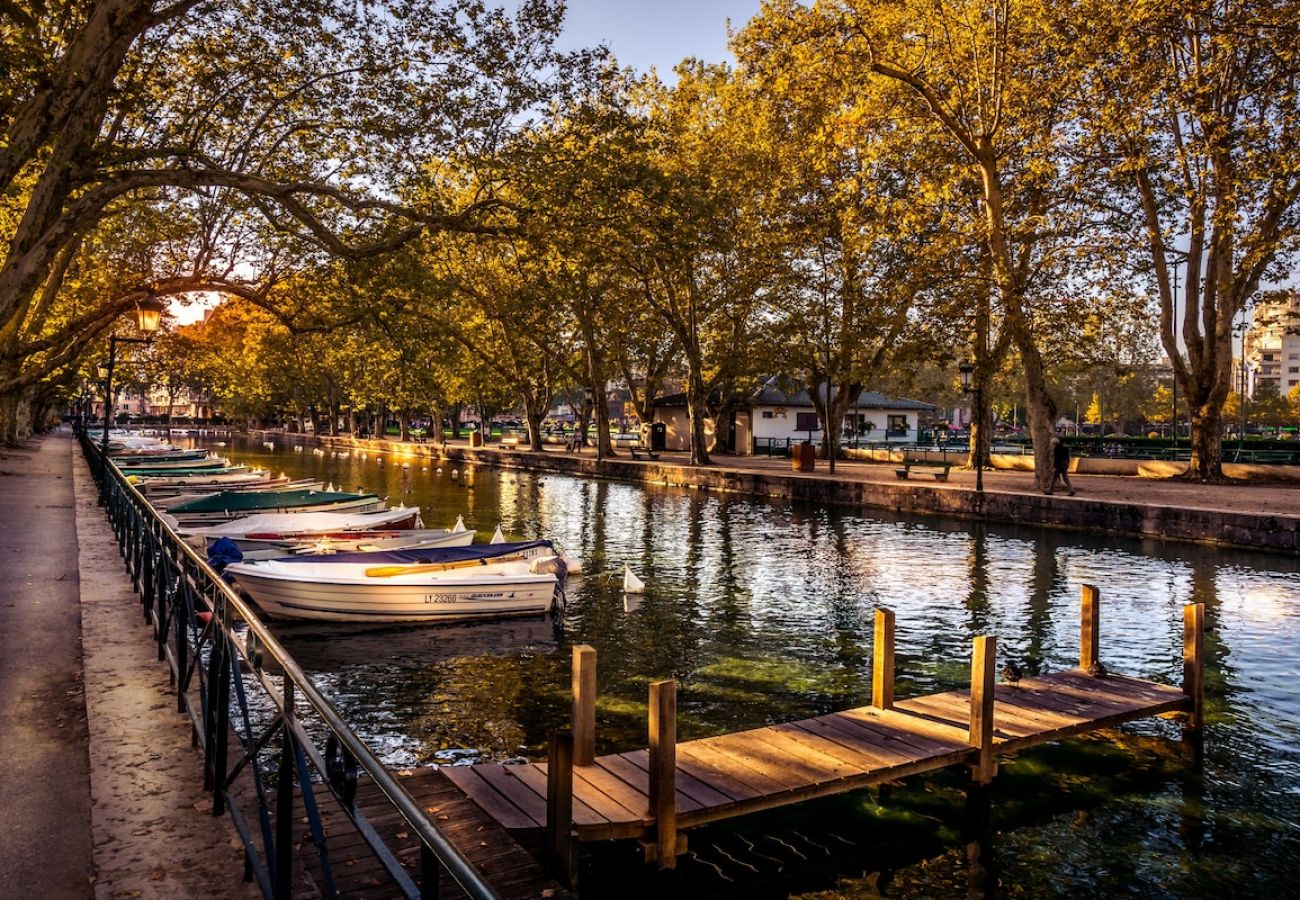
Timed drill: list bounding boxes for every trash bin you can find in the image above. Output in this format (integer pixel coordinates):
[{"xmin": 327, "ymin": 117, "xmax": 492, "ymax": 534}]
[
  {"xmin": 792, "ymin": 441, "xmax": 816, "ymax": 472},
  {"xmin": 642, "ymin": 422, "xmax": 667, "ymax": 452},
  {"xmin": 469, "ymin": 431, "xmax": 483, "ymax": 448}
]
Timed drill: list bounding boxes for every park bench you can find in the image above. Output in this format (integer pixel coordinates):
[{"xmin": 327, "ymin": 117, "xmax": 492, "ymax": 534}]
[
  {"xmin": 499, "ymin": 435, "xmax": 521, "ymax": 449},
  {"xmin": 895, "ymin": 459, "xmax": 952, "ymax": 482},
  {"xmin": 628, "ymin": 443, "xmax": 660, "ymax": 461}
]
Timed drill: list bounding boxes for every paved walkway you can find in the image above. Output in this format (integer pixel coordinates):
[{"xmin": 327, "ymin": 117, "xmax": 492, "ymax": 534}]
[
  {"xmin": 0, "ymin": 434, "xmax": 93, "ymax": 899},
  {"xmin": 0, "ymin": 432, "xmax": 256, "ymax": 900}
]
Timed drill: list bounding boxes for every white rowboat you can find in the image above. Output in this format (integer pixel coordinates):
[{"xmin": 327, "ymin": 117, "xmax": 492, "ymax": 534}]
[{"xmin": 226, "ymin": 560, "xmax": 558, "ymax": 623}]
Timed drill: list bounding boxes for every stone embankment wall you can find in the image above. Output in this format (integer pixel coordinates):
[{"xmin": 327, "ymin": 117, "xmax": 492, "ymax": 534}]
[{"xmin": 251, "ymin": 431, "xmax": 1300, "ymax": 554}]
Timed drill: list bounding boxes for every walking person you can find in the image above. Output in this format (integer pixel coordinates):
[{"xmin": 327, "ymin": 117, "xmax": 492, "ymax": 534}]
[{"xmin": 1047, "ymin": 436, "xmax": 1075, "ymax": 495}]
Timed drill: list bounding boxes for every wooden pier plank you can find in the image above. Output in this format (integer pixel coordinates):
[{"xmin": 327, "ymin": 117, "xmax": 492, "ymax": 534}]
[
  {"xmin": 441, "ymin": 766, "xmax": 540, "ymax": 832},
  {"xmin": 469, "ymin": 764, "xmax": 550, "ymax": 830},
  {"xmin": 508, "ymin": 762, "xmax": 610, "ymax": 830},
  {"xmin": 616, "ymin": 749, "xmax": 736, "ymax": 811}
]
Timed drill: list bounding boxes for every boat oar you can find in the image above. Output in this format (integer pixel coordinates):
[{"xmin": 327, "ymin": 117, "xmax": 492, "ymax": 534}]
[{"xmin": 364, "ymin": 553, "xmax": 530, "ymax": 578}]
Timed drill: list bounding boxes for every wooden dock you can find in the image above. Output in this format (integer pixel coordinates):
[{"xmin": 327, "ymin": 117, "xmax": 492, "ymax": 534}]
[
  {"xmin": 286, "ymin": 768, "xmax": 572, "ymax": 899},
  {"xmin": 441, "ymin": 590, "xmax": 1204, "ymax": 873}
]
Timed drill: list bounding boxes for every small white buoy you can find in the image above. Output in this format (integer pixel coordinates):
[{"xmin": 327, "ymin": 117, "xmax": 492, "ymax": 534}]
[
  {"xmin": 402, "ymin": 462, "xmax": 410, "ymax": 469},
  {"xmin": 453, "ymin": 515, "xmax": 467, "ymax": 532},
  {"xmin": 326, "ymin": 482, "xmax": 335, "ymax": 493},
  {"xmin": 421, "ymin": 466, "xmax": 428, "ymax": 472},
  {"xmin": 490, "ymin": 524, "xmax": 505, "ymax": 544},
  {"xmin": 294, "ymin": 445, "xmax": 303, "ymax": 452},
  {"xmin": 623, "ymin": 564, "xmax": 646, "ymax": 594},
  {"xmin": 451, "ymin": 469, "xmax": 459, "ymax": 479},
  {"xmin": 216, "ymin": 441, "xmax": 227, "ymax": 448},
  {"xmin": 436, "ymin": 467, "xmax": 443, "ymax": 475}
]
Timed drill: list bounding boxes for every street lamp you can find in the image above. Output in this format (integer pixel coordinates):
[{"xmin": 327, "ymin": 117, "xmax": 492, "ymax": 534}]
[
  {"xmin": 98, "ymin": 297, "xmax": 166, "ymax": 500},
  {"xmin": 958, "ymin": 360, "xmax": 984, "ymax": 496}
]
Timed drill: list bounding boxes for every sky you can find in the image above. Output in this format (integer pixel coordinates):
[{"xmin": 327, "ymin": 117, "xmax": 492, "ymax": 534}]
[{"xmin": 555, "ymin": 0, "xmax": 762, "ymax": 76}]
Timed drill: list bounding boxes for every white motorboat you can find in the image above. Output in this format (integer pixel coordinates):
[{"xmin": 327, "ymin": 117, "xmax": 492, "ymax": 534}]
[
  {"xmin": 226, "ymin": 527, "xmax": 475, "ymax": 560},
  {"xmin": 180, "ymin": 508, "xmax": 425, "ymax": 545},
  {"xmin": 226, "ymin": 540, "xmax": 567, "ymax": 623},
  {"xmin": 166, "ymin": 489, "xmax": 386, "ymax": 527}
]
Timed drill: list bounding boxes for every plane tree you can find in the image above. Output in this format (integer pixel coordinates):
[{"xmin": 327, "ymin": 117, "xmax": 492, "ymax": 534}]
[
  {"xmin": 0, "ymin": 0, "xmax": 573, "ymax": 441},
  {"xmin": 1077, "ymin": 0, "xmax": 1300, "ymax": 479}
]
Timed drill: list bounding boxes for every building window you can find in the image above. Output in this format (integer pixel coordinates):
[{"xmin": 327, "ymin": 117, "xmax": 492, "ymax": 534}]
[
  {"xmin": 795, "ymin": 412, "xmax": 820, "ymax": 432},
  {"xmin": 761, "ymin": 410, "xmax": 774, "ymax": 419},
  {"xmin": 887, "ymin": 414, "xmax": 908, "ymax": 436},
  {"xmin": 1289, "ymin": 367, "xmax": 1298, "ymax": 373}
]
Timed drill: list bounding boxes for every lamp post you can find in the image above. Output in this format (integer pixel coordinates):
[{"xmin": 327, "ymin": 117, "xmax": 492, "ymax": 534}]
[
  {"xmin": 98, "ymin": 298, "xmax": 166, "ymax": 500},
  {"xmin": 959, "ymin": 360, "xmax": 984, "ymax": 496}
]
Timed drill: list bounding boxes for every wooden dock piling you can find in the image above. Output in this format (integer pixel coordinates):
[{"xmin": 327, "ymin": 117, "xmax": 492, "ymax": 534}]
[
  {"xmin": 572, "ymin": 645, "xmax": 597, "ymax": 766},
  {"xmin": 872, "ymin": 608, "xmax": 895, "ymax": 710},
  {"xmin": 969, "ymin": 635, "xmax": 997, "ymax": 785},
  {"xmin": 648, "ymin": 680, "xmax": 678, "ymax": 869},
  {"xmin": 1183, "ymin": 603, "xmax": 1205, "ymax": 730},
  {"xmin": 546, "ymin": 729, "xmax": 577, "ymax": 888},
  {"xmin": 1081, "ymin": 584, "xmax": 1100, "ymax": 671}
]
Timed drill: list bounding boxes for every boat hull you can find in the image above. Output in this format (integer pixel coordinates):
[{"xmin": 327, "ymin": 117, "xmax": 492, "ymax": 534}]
[
  {"xmin": 227, "ymin": 528, "xmax": 475, "ymax": 559},
  {"xmin": 169, "ymin": 496, "xmax": 386, "ymax": 526},
  {"xmin": 228, "ymin": 567, "xmax": 558, "ymax": 623}
]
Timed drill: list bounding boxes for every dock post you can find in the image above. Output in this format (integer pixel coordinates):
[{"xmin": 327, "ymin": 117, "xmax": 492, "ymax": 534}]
[
  {"xmin": 969, "ymin": 635, "xmax": 997, "ymax": 785},
  {"xmin": 648, "ymin": 679, "xmax": 678, "ymax": 869},
  {"xmin": 872, "ymin": 608, "xmax": 895, "ymax": 710},
  {"xmin": 1182, "ymin": 603, "xmax": 1205, "ymax": 731},
  {"xmin": 572, "ymin": 644, "xmax": 597, "ymax": 766},
  {"xmin": 545, "ymin": 729, "xmax": 577, "ymax": 889},
  {"xmin": 1080, "ymin": 584, "xmax": 1100, "ymax": 671}
]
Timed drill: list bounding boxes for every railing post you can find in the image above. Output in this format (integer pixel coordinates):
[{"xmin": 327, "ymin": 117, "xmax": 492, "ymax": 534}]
[
  {"xmin": 545, "ymin": 729, "xmax": 576, "ymax": 889},
  {"xmin": 872, "ymin": 608, "xmax": 895, "ymax": 710},
  {"xmin": 419, "ymin": 843, "xmax": 441, "ymax": 899},
  {"xmin": 207, "ymin": 632, "xmax": 231, "ymax": 815},
  {"xmin": 1080, "ymin": 584, "xmax": 1100, "ymax": 671},
  {"xmin": 1183, "ymin": 603, "xmax": 1205, "ymax": 730},
  {"xmin": 648, "ymin": 679, "xmax": 678, "ymax": 869},
  {"xmin": 275, "ymin": 680, "xmax": 296, "ymax": 899},
  {"xmin": 969, "ymin": 635, "xmax": 997, "ymax": 785},
  {"xmin": 572, "ymin": 644, "xmax": 597, "ymax": 766}
]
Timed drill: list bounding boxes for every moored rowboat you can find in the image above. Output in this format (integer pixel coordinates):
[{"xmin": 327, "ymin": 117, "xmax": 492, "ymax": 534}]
[
  {"xmin": 179, "ymin": 508, "xmax": 425, "ymax": 546},
  {"xmin": 225, "ymin": 540, "xmax": 567, "ymax": 622},
  {"xmin": 166, "ymin": 489, "xmax": 386, "ymax": 526}
]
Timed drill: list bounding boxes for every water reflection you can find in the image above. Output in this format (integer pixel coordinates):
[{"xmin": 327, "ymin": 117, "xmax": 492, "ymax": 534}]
[{"xmin": 201, "ymin": 435, "xmax": 1300, "ymax": 897}]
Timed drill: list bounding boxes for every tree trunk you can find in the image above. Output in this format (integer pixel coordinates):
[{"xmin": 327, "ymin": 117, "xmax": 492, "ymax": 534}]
[
  {"xmin": 1188, "ymin": 403, "xmax": 1223, "ymax": 481},
  {"xmin": 525, "ymin": 408, "xmax": 546, "ymax": 451},
  {"xmin": 686, "ymin": 365, "xmax": 711, "ymax": 466},
  {"xmin": 0, "ymin": 384, "xmax": 32, "ymax": 445},
  {"xmin": 398, "ymin": 408, "xmax": 410, "ymax": 442}
]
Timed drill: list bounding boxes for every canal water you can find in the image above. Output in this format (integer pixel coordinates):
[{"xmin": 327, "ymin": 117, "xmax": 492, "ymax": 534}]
[{"xmin": 203, "ymin": 435, "xmax": 1299, "ymax": 897}]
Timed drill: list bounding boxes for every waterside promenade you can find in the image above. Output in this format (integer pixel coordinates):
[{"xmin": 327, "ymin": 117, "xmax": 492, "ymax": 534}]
[
  {"xmin": 260, "ymin": 432, "xmax": 1300, "ymax": 554},
  {"xmin": 0, "ymin": 433, "xmax": 256, "ymax": 900}
]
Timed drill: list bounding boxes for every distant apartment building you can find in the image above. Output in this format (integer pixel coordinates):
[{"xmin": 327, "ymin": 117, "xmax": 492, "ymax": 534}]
[
  {"xmin": 93, "ymin": 385, "xmax": 216, "ymax": 421},
  {"xmin": 1243, "ymin": 289, "xmax": 1300, "ymax": 397}
]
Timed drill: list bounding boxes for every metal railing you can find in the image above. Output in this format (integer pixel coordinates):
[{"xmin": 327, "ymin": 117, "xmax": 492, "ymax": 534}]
[{"xmin": 80, "ymin": 431, "xmax": 499, "ymax": 900}]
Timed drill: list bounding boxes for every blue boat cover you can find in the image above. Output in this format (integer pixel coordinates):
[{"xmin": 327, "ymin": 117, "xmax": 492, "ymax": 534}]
[
  {"xmin": 207, "ymin": 536, "xmax": 244, "ymax": 570},
  {"xmin": 280, "ymin": 539, "xmax": 554, "ymax": 565}
]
